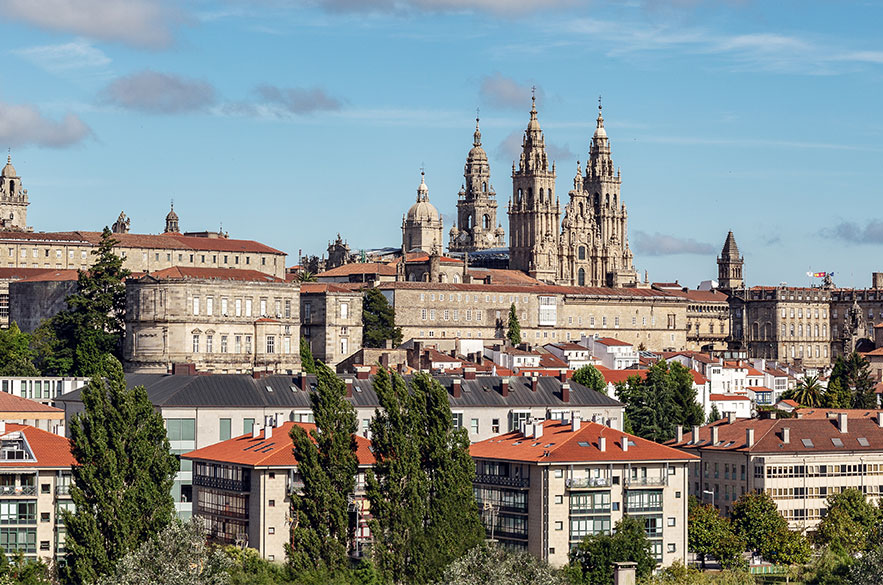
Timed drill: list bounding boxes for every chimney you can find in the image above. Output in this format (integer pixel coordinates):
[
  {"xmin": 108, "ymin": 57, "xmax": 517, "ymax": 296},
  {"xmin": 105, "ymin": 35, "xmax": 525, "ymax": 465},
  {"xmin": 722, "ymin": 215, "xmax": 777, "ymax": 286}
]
[
  {"xmin": 380, "ymin": 352, "xmax": 390, "ymax": 368},
  {"xmin": 562, "ymin": 382, "xmax": 571, "ymax": 403},
  {"xmin": 559, "ymin": 370, "xmax": 568, "ymax": 383},
  {"xmin": 710, "ymin": 426, "xmax": 719, "ymax": 445},
  {"xmin": 531, "ymin": 376, "xmax": 538, "ymax": 392},
  {"xmin": 534, "ymin": 421, "xmax": 543, "ymax": 438},
  {"xmin": 622, "ymin": 435, "xmax": 629, "ymax": 452},
  {"xmin": 782, "ymin": 426, "xmax": 790, "ymax": 444},
  {"xmin": 692, "ymin": 425, "xmax": 700, "ymax": 443},
  {"xmin": 572, "ymin": 413, "xmax": 581, "ymax": 432},
  {"xmin": 275, "ymin": 413, "xmax": 284, "ymax": 428},
  {"xmin": 501, "ymin": 378, "xmax": 509, "ymax": 397},
  {"xmin": 299, "ymin": 371, "xmax": 309, "ymax": 390},
  {"xmin": 599, "ymin": 436, "xmax": 606, "ymax": 452},
  {"xmin": 252, "ymin": 424, "xmax": 260, "ymax": 439},
  {"xmin": 464, "ymin": 367, "xmax": 476, "ymax": 380},
  {"xmin": 878, "ymin": 413, "xmax": 883, "ymax": 428},
  {"xmin": 345, "ymin": 378, "xmax": 353, "ymax": 398},
  {"xmin": 452, "ymin": 378, "xmax": 462, "ymax": 398},
  {"xmin": 837, "ymin": 412, "xmax": 848, "ymax": 434},
  {"xmin": 746, "ymin": 427, "xmax": 755, "ymax": 448},
  {"xmin": 676, "ymin": 425, "xmax": 683, "ymax": 443},
  {"xmin": 267, "ymin": 424, "xmax": 273, "ymax": 440},
  {"xmin": 450, "ymin": 348, "xmax": 457, "ymax": 358},
  {"xmin": 355, "ymin": 366, "xmax": 370, "ymax": 380},
  {"xmin": 727, "ymin": 413, "xmax": 735, "ymax": 424}
]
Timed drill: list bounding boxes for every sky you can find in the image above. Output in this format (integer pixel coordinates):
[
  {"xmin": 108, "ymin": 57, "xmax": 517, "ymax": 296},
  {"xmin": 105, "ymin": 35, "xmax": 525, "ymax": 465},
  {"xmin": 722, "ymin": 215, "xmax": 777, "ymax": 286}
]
[{"xmin": 2, "ymin": 0, "xmax": 883, "ymax": 289}]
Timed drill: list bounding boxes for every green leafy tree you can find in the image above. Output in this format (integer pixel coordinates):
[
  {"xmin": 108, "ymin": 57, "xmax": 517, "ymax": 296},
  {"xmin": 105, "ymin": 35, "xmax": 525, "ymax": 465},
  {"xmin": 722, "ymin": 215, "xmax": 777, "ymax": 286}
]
[
  {"xmin": 0, "ymin": 549, "xmax": 51, "ymax": 585},
  {"xmin": 572, "ymin": 364, "xmax": 606, "ymax": 394},
  {"xmin": 688, "ymin": 497, "xmax": 746, "ymax": 570},
  {"xmin": 614, "ymin": 361, "xmax": 703, "ymax": 442},
  {"xmin": 362, "ymin": 287, "xmax": 402, "ymax": 349},
  {"xmin": 823, "ymin": 378, "xmax": 852, "ymax": 409},
  {"xmin": 95, "ymin": 517, "xmax": 231, "ymax": 585},
  {"xmin": 33, "ymin": 228, "xmax": 131, "ymax": 376},
  {"xmin": 567, "ymin": 516, "xmax": 656, "ymax": 585},
  {"xmin": 506, "ymin": 303, "xmax": 521, "ymax": 346},
  {"xmin": 0, "ymin": 322, "xmax": 38, "ymax": 376},
  {"xmin": 786, "ymin": 375, "xmax": 824, "ymax": 407},
  {"xmin": 707, "ymin": 404, "xmax": 721, "ymax": 423},
  {"xmin": 848, "ymin": 527, "xmax": 883, "ymax": 585},
  {"xmin": 297, "ymin": 270, "xmax": 317, "ymax": 283},
  {"xmin": 796, "ymin": 545, "xmax": 851, "ymax": 585},
  {"xmin": 640, "ymin": 561, "xmax": 754, "ymax": 585},
  {"xmin": 433, "ymin": 541, "xmax": 566, "ymax": 585},
  {"xmin": 300, "ymin": 337, "xmax": 317, "ymax": 374},
  {"xmin": 224, "ymin": 546, "xmax": 292, "ymax": 585},
  {"xmin": 815, "ymin": 488, "xmax": 881, "ymax": 555},
  {"xmin": 769, "ymin": 526, "xmax": 811, "ymax": 566},
  {"xmin": 61, "ymin": 357, "xmax": 179, "ymax": 585},
  {"xmin": 829, "ymin": 352, "xmax": 876, "ymax": 409},
  {"xmin": 287, "ymin": 362, "xmax": 359, "ymax": 576},
  {"xmin": 731, "ymin": 491, "xmax": 808, "ymax": 565}
]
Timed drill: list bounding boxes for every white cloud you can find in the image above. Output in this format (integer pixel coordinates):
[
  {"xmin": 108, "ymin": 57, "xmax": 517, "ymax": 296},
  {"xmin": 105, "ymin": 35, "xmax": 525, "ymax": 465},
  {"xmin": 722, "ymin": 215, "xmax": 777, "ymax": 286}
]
[
  {"xmin": 11, "ymin": 39, "xmax": 111, "ymax": 73},
  {"xmin": 495, "ymin": 129, "xmax": 575, "ymax": 164},
  {"xmin": 256, "ymin": 84, "xmax": 343, "ymax": 114},
  {"xmin": 632, "ymin": 231, "xmax": 715, "ymax": 256},
  {"xmin": 480, "ymin": 74, "xmax": 543, "ymax": 110},
  {"xmin": 0, "ymin": 0, "xmax": 178, "ymax": 49},
  {"xmin": 100, "ymin": 71, "xmax": 216, "ymax": 114},
  {"xmin": 0, "ymin": 102, "xmax": 92, "ymax": 148}
]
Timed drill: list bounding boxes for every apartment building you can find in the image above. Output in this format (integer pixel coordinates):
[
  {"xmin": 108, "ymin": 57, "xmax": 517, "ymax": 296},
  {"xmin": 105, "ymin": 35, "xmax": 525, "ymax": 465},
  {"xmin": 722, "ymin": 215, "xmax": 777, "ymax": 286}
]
[
  {"xmin": 0, "ymin": 392, "xmax": 65, "ymax": 433},
  {"xmin": 0, "ymin": 423, "xmax": 74, "ymax": 563},
  {"xmin": 300, "ymin": 282, "xmax": 363, "ymax": 368},
  {"xmin": 124, "ymin": 267, "xmax": 301, "ymax": 374},
  {"xmin": 184, "ymin": 420, "xmax": 374, "ymax": 561},
  {"xmin": 669, "ymin": 412, "xmax": 883, "ymax": 532},
  {"xmin": 470, "ymin": 416, "xmax": 694, "ymax": 568}
]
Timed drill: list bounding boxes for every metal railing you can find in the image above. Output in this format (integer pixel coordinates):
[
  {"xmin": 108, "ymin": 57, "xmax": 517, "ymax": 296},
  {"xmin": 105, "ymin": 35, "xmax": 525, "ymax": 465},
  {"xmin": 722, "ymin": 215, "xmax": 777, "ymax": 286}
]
[
  {"xmin": 566, "ymin": 477, "xmax": 611, "ymax": 489},
  {"xmin": 194, "ymin": 475, "xmax": 248, "ymax": 493},
  {"xmin": 0, "ymin": 485, "xmax": 36, "ymax": 497},
  {"xmin": 624, "ymin": 476, "xmax": 666, "ymax": 487},
  {"xmin": 474, "ymin": 474, "xmax": 529, "ymax": 488},
  {"xmin": 56, "ymin": 485, "xmax": 71, "ymax": 496}
]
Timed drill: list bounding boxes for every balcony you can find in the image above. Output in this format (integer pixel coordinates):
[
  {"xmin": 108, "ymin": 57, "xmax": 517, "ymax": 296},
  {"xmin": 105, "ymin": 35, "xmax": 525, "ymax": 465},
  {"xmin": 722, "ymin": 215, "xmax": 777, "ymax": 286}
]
[
  {"xmin": 624, "ymin": 477, "xmax": 667, "ymax": 487},
  {"xmin": 0, "ymin": 485, "xmax": 36, "ymax": 497},
  {"xmin": 474, "ymin": 474, "xmax": 529, "ymax": 488},
  {"xmin": 566, "ymin": 477, "xmax": 612, "ymax": 489},
  {"xmin": 194, "ymin": 475, "xmax": 248, "ymax": 493},
  {"xmin": 56, "ymin": 485, "xmax": 71, "ymax": 496}
]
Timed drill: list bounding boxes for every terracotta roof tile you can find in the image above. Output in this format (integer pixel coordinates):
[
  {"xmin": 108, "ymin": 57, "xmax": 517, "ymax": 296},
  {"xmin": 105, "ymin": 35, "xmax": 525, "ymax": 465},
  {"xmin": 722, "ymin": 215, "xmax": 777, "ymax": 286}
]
[
  {"xmin": 594, "ymin": 337, "xmax": 632, "ymax": 347},
  {"xmin": 0, "ymin": 424, "xmax": 74, "ymax": 468},
  {"xmin": 0, "ymin": 393, "xmax": 64, "ymax": 414},
  {"xmin": 709, "ymin": 393, "xmax": 750, "ymax": 401},
  {"xmin": 182, "ymin": 422, "xmax": 374, "ymax": 467},
  {"xmin": 144, "ymin": 266, "xmax": 286, "ymax": 283},
  {"xmin": 299, "ymin": 282, "xmax": 358, "ymax": 294},
  {"xmin": 0, "ymin": 231, "xmax": 285, "ymax": 255},
  {"xmin": 318, "ymin": 263, "xmax": 397, "ymax": 278}
]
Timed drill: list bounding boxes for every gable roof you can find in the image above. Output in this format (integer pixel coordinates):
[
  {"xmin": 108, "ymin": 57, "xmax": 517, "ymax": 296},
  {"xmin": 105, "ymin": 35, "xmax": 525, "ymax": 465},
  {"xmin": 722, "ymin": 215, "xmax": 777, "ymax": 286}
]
[
  {"xmin": 0, "ymin": 424, "xmax": 74, "ymax": 468},
  {"xmin": 0, "ymin": 231, "xmax": 285, "ymax": 255},
  {"xmin": 471, "ymin": 420, "xmax": 697, "ymax": 464},
  {"xmin": 0, "ymin": 392, "xmax": 64, "ymax": 417},
  {"xmin": 317, "ymin": 262, "xmax": 397, "ymax": 278},
  {"xmin": 182, "ymin": 422, "xmax": 374, "ymax": 468},
  {"xmin": 594, "ymin": 337, "xmax": 632, "ymax": 347},
  {"xmin": 142, "ymin": 266, "xmax": 287, "ymax": 283}
]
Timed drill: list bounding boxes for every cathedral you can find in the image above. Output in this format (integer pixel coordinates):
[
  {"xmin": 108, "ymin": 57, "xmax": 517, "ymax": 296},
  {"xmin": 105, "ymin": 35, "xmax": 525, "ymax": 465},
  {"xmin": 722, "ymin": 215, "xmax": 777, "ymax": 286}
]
[
  {"xmin": 0, "ymin": 154, "xmax": 31, "ymax": 232},
  {"xmin": 399, "ymin": 96, "xmax": 639, "ymax": 287}
]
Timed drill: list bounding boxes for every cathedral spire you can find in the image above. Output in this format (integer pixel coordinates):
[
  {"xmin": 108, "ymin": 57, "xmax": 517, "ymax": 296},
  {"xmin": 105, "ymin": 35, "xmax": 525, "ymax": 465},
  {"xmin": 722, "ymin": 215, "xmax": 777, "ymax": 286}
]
[{"xmin": 473, "ymin": 110, "xmax": 481, "ymax": 147}]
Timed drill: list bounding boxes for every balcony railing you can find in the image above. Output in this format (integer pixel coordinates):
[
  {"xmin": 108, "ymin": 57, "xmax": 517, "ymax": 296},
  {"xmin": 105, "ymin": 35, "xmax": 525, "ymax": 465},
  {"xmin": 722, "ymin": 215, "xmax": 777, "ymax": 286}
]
[
  {"xmin": 566, "ymin": 477, "xmax": 612, "ymax": 489},
  {"xmin": 56, "ymin": 485, "xmax": 71, "ymax": 496},
  {"xmin": 194, "ymin": 475, "xmax": 248, "ymax": 493},
  {"xmin": 474, "ymin": 474, "xmax": 529, "ymax": 488},
  {"xmin": 0, "ymin": 485, "xmax": 36, "ymax": 497},
  {"xmin": 624, "ymin": 476, "xmax": 667, "ymax": 487}
]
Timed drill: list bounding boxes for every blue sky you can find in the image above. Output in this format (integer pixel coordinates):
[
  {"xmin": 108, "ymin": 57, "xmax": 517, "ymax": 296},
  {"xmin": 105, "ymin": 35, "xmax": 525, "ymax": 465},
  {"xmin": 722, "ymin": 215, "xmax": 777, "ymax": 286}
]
[{"xmin": 2, "ymin": 0, "xmax": 883, "ymax": 288}]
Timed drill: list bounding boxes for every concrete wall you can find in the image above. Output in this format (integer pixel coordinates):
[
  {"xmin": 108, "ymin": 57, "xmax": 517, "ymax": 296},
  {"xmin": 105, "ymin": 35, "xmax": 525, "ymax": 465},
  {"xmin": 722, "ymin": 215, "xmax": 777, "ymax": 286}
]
[{"xmin": 9, "ymin": 279, "xmax": 78, "ymax": 332}]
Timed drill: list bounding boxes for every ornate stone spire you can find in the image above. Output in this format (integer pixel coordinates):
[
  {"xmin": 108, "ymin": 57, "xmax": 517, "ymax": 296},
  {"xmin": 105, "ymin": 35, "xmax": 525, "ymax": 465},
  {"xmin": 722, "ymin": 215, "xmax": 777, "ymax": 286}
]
[
  {"xmin": 588, "ymin": 97, "xmax": 613, "ymax": 179},
  {"xmin": 519, "ymin": 90, "xmax": 549, "ymax": 173},
  {"xmin": 417, "ymin": 170, "xmax": 428, "ymax": 201},
  {"xmin": 164, "ymin": 202, "xmax": 180, "ymax": 233},
  {"xmin": 473, "ymin": 114, "xmax": 481, "ymax": 147}
]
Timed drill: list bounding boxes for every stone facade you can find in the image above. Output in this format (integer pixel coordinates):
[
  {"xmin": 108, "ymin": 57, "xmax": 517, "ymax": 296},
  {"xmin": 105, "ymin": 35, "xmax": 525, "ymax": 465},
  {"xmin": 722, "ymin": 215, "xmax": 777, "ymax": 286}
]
[
  {"xmin": 402, "ymin": 172, "xmax": 443, "ymax": 254},
  {"xmin": 378, "ymin": 281, "xmax": 688, "ymax": 351},
  {"xmin": 717, "ymin": 231, "xmax": 744, "ymax": 292},
  {"xmin": 300, "ymin": 283, "xmax": 363, "ymax": 367},
  {"xmin": 0, "ymin": 155, "xmax": 30, "ymax": 232},
  {"xmin": 449, "ymin": 118, "xmax": 505, "ymax": 253},
  {"xmin": 124, "ymin": 268, "xmax": 301, "ymax": 374}
]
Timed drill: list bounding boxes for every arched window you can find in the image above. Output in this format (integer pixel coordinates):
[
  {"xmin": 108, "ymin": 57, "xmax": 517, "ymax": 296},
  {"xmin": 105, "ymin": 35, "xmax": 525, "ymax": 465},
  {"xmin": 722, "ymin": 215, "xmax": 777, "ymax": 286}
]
[
  {"xmin": 613, "ymin": 194, "xmax": 617, "ymax": 205},
  {"xmin": 578, "ymin": 268, "xmax": 585, "ymax": 286},
  {"xmin": 517, "ymin": 188, "xmax": 523, "ymax": 203},
  {"xmin": 605, "ymin": 194, "xmax": 609, "ymax": 206},
  {"xmin": 482, "ymin": 181, "xmax": 487, "ymax": 192},
  {"xmin": 408, "ymin": 235, "xmax": 412, "ymax": 251},
  {"xmin": 594, "ymin": 193, "xmax": 600, "ymax": 206},
  {"xmin": 483, "ymin": 214, "xmax": 490, "ymax": 229},
  {"xmin": 8, "ymin": 180, "xmax": 13, "ymax": 195},
  {"xmin": 578, "ymin": 246, "xmax": 586, "ymax": 260},
  {"xmin": 467, "ymin": 215, "xmax": 473, "ymax": 229},
  {"xmin": 527, "ymin": 188, "xmax": 533, "ymax": 206},
  {"xmin": 453, "ymin": 274, "xmax": 460, "ymax": 283},
  {"xmin": 539, "ymin": 188, "xmax": 544, "ymax": 203},
  {"xmin": 578, "ymin": 202, "xmax": 584, "ymax": 215}
]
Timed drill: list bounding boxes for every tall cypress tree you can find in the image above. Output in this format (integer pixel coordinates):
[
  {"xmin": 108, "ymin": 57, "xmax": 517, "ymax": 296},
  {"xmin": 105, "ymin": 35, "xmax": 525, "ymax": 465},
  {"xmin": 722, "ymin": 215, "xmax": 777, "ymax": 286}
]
[
  {"xmin": 287, "ymin": 362, "xmax": 359, "ymax": 576},
  {"xmin": 300, "ymin": 337, "xmax": 317, "ymax": 374},
  {"xmin": 506, "ymin": 303, "xmax": 521, "ymax": 346},
  {"xmin": 362, "ymin": 287, "xmax": 403, "ymax": 348},
  {"xmin": 366, "ymin": 368, "xmax": 428, "ymax": 583},
  {"xmin": 60, "ymin": 357, "xmax": 178, "ymax": 585}
]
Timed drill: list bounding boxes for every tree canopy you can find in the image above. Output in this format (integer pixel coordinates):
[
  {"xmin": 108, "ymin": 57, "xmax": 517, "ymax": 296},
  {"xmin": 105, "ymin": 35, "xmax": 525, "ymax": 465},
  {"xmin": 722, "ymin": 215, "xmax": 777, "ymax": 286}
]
[
  {"xmin": 0, "ymin": 322, "xmax": 38, "ymax": 376},
  {"xmin": 433, "ymin": 542, "xmax": 566, "ymax": 585},
  {"xmin": 814, "ymin": 488, "xmax": 881, "ymax": 555},
  {"xmin": 506, "ymin": 303, "xmax": 521, "ymax": 346},
  {"xmin": 784, "ymin": 375, "xmax": 824, "ymax": 408},
  {"xmin": 61, "ymin": 357, "xmax": 179, "ymax": 585},
  {"xmin": 300, "ymin": 337, "xmax": 317, "ymax": 374},
  {"xmin": 362, "ymin": 288, "xmax": 402, "ymax": 349},
  {"xmin": 730, "ymin": 491, "xmax": 809, "ymax": 565},
  {"xmin": 572, "ymin": 364, "xmax": 606, "ymax": 394},
  {"xmin": 688, "ymin": 497, "xmax": 746, "ymax": 570},
  {"xmin": 828, "ymin": 352, "xmax": 876, "ymax": 409},
  {"xmin": 567, "ymin": 515, "xmax": 656, "ymax": 585}
]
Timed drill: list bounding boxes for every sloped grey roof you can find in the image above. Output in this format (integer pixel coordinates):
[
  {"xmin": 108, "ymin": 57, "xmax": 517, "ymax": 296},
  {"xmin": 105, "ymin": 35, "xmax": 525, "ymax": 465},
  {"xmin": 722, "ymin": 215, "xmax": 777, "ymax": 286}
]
[{"xmin": 57, "ymin": 373, "xmax": 622, "ymax": 410}]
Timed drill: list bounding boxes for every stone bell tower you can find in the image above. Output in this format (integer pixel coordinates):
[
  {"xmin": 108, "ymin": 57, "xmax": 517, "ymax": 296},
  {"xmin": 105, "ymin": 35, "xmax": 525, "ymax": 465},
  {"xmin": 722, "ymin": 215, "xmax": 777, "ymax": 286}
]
[{"xmin": 0, "ymin": 153, "xmax": 31, "ymax": 232}]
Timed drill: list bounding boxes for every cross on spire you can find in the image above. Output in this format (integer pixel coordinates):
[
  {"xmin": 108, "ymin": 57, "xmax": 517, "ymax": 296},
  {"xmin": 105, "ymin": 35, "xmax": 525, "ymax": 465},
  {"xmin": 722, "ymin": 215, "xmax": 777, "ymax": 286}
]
[
  {"xmin": 598, "ymin": 95, "xmax": 602, "ymax": 111},
  {"xmin": 531, "ymin": 85, "xmax": 536, "ymax": 100}
]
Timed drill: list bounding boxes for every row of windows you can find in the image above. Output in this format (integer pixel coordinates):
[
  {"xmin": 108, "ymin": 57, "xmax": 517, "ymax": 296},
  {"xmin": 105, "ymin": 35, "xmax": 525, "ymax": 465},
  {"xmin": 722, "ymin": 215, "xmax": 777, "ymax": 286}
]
[
  {"xmin": 6, "ymin": 247, "xmax": 88, "ymax": 260},
  {"xmin": 756, "ymin": 463, "xmax": 883, "ymax": 478},
  {"xmin": 473, "ymin": 486, "xmax": 528, "ymax": 513},
  {"xmin": 3, "ymin": 246, "xmax": 275, "ymax": 269},
  {"xmin": 781, "ymin": 307, "xmax": 828, "ymax": 319},
  {"xmin": 197, "ymin": 489, "xmax": 248, "ymax": 519},
  {"xmin": 421, "ymin": 308, "xmax": 485, "ymax": 322},
  {"xmin": 419, "ymin": 292, "xmax": 530, "ymax": 305},
  {"xmin": 1, "ymin": 378, "xmax": 66, "ymax": 401},
  {"xmin": 192, "ymin": 297, "xmax": 292, "ymax": 319},
  {"xmin": 191, "ymin": 334, "xmax": 291, "ymax": 355}
]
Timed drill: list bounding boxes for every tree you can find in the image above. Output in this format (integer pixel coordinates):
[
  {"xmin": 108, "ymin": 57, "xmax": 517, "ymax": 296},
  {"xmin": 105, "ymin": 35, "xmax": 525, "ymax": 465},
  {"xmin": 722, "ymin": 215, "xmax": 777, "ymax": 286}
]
[
  {"xmin": 688, "ymin": 497, "xmax": 745, "ymax": 570},
  {"xmin": 300, "ymin": 337, "xmax": 317, "ymax": 374},
  {"xmin": 823, "ymin": 378, "xmax": 852, "ymax": 409},
  {"xmin": 707, "ymin": 404, "xmax": 721, "ymax": 424},
  {"xmin": 95, "ymin": 517, "xmax": 231, "ymax": 585},
  {"xmin": 0, "ymin": 322, "xmax": 38, "ymax": 376},
  {"xmin": 641, "ymin": 561, "xmax": 754, "ymax": 585},
  {"xmin": 731, "ymin": 491, "xmax": 808, "ymax": 565},
  {"xmin": 287, "ymin": 362, "xmax": 359, "ymax": 576},
  {"xmin": 572, "ymin": 364, "xmax": 606, "ymax": 394},
  {"xmin": 506, "ymin": 303, "xmax": 521, "ymax": 346},
  {"xmin": 614, "ymin": 361, "xmax": 703, "ymax": 443},
  {"xmin": 362, "ymin": 287, "xmax": 402, "ymax": 349},
  {"xmin": 848, "ymin": 527, "xmax": 883, "ymax": 585},
  {"xmin": 297, "ymin": 270, "xmax": 317, "ymax": 283},
  {"xmin": 33, "ymin": 228, "xmax": 131, "ymax": 376},
  {"xmin": 433, "ymin": 541, "xmax": 566, "ymax": 585},
  {"xmin": 829, "ymin": 352, "xmax": 875, "ymax": 409},
  {"xmin": 61, "ymin": 357, "xmax": 179, "ymax": 585},
  {"xmin": 567, "ymin": 516, "xmax": 656, "ymax": 585},
  {"xmin": 815, "ymin": 488, "xmax": 881, "ymax": 555},
  {"xmin": 0, "ymin": 549, "xmax": 51, "ymax": 585},
  {"xmin": 786, "ymin": 375, "xmax": 824, "ymax": 408}
]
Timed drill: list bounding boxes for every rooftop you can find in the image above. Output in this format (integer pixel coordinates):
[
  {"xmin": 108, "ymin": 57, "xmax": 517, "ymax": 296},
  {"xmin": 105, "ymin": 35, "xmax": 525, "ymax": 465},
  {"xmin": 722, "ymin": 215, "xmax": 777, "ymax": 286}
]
[
  {"xmin": 0, "ymin": 423, "xmax": 74, "ymax": 468},
  {"xmin": 141, "ymin": 266, "xmax": 287, "ymax": 283},
  {"xmin": 0, "ymin": 230, "xmax": 285, "ymax": 255}
]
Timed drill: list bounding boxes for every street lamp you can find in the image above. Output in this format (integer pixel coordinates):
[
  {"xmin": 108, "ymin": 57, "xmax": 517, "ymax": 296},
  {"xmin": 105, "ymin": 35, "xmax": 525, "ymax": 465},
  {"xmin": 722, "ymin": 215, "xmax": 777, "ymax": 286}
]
[{"xmin": 702, "ymin": 489, "xmax": 715, "ymax": 508}]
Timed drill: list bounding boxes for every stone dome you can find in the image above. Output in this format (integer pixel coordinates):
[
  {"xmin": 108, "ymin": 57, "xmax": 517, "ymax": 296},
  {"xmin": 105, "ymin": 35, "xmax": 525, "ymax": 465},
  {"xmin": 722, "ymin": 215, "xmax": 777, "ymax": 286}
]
[
  {"xmin": 1, "ymin": 155, "xmax": 17, "ymax": 178},
  {"xmin": 166, "ymin": 208, "xmax": 179, "ymax": 221},
  {"xmin": 406, "ymin": 173, "xmax": 440, "ymax": 223}
]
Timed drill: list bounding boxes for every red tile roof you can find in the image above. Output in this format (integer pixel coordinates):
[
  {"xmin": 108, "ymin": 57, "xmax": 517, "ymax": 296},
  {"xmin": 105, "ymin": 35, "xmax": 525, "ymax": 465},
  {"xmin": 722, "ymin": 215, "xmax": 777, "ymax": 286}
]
[
  {"xmin": 471, "ymin": 420, "xmax": 697, "ymax": 464},
  {"xmin": 0, "ymin": 231, "xmax": 285, "ymax": 255},
  {"xmin": 142, "ymin": 266, "xmax": 286, "ymax": 283},
  {"xmin": 0, "ymin": 424, "xmax": 74, "ymax": 468},
  {"xmin": 795, "ymin": 408, "xmax": 883, "ymax": 419},
  {"xmin": 746, "ymin": 367, "xmax": 765, "ymax": 377},
  {"xmin": 777, "ymin": 399, "xmax": 799, "ymax": 407},
  {"xmin": 691, "ymin": 370, "xmax": 709, "ymax": 385},
  {"xmin": 596, "ymin": 367, "xmax": 647, "ymax": 385},
  {"xmin": 377, "ymin": 281, "xmax": 686, "ymax": 298},
  {"xmin": 594, "ymin": 337, "xmax": 632, "ymax": 347},
  {"xmin": 182, "ymin": 422, "xmax": 375, "ymax": 467},
  {"xmin": 709, "ymin": 393, "xmax": 750, "ymax": 402},
  {"xmin": 16, "ymin": 269, "xmax": 80, "ymax": 282},
  {"xmin": 0, "ymin": 268, "xmax": 59, "ymax": 280},
  {"xmin": 0, "ymin": 393, "xmax": 64, "ymax": 415},
  {"xmin": 318, "ymin": 263, "xmax": 397, "ymax": 278},
  {"xmin": 537, "ymin": 354, "xmax": 569, "ymax": 369},
  {"xmin": 299, "ymin": 282, "xmax": 358, "ymax": 294}
]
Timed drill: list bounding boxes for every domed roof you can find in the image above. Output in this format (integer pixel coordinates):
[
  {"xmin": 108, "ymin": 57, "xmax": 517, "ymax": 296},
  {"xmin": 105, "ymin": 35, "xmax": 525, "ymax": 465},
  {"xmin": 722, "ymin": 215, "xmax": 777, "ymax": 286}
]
[
  {"xmin": 593, "ymin": 102, "xmax": 607, "ymax": 139},
  {"xmin": 406, "ymin": 172, "xmax": 440, "ymax": 223},
  {"xmin": 467, "ymin": 117, "xmax": 488, "ymax": 163},
  {"xmin": 1, "ymin": 155, "xmax": 17, "ymax": 178},
  {"xmin": 166, "ymin": 205, "xmax": 179, "ymax": 221}
]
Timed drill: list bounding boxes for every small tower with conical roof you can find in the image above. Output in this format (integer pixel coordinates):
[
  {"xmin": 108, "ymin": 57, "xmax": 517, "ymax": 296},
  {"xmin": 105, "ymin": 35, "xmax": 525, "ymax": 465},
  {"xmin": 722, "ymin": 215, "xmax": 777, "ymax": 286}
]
[
  {"xmin": 0, "ymin": 152, "xmax": 31, "ymax": 232},
  {"xmin": 164, "ymin": 202, "xmax": 180, "ymax": 233},
  {"xmin": 508, "ymin": 93, "xmax": 559, "ymax": 283},
  {"xmin": 717, "ymin": 231, "xmax": 744, "ymax": 291},
  {"xmin": 402, "ymin": 171, "xmax": 443, "ymax": 254}
]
